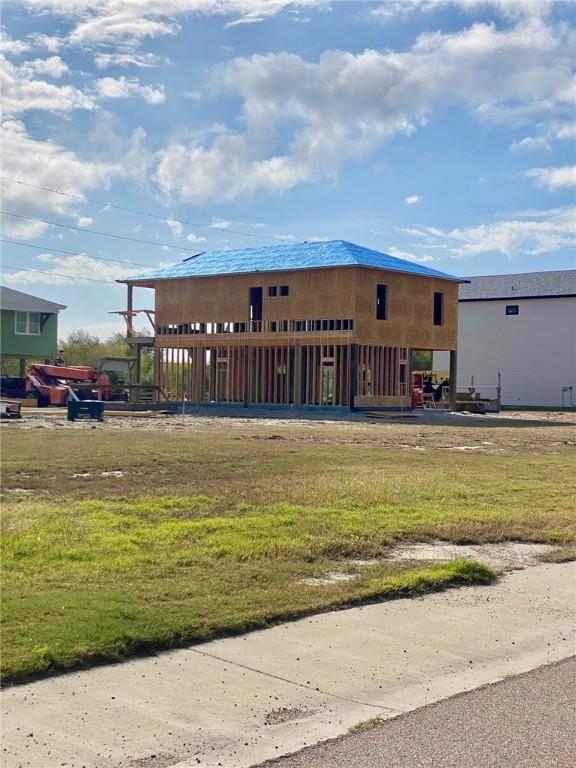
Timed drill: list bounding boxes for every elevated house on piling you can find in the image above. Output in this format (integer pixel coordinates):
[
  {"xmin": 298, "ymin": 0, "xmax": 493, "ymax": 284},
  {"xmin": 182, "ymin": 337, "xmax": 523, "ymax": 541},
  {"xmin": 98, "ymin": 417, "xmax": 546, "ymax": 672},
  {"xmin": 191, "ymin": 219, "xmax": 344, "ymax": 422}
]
[{"xmin": 120, "ymin": 240, "xmax": 462, "ymax": 409}]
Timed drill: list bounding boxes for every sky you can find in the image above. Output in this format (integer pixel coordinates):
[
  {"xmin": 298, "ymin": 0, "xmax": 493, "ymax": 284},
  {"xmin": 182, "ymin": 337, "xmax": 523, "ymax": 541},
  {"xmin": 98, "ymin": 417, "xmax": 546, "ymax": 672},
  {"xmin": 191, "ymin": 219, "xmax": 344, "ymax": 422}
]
[{"xmin": 0, "ymin": 0, "xmax": 575, "ymax": 339}]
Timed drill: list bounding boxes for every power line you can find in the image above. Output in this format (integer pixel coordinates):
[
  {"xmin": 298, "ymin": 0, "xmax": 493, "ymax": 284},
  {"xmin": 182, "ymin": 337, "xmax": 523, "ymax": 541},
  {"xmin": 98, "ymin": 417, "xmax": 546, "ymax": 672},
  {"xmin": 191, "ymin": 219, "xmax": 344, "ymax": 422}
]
[
  {"xmin": 0, "ymin": 176, "xmax": 280, "ymax": 242},
  {"xmin": 0, "ymin": 264, "xmax": 121, "ymax": 284},
  {"xmin": 0, "ymin": 210, "xmax": 210, "ymax": 253},
  {"xmin": 0, "ymin": 238, "xmax": 159, "ymax": 269}
]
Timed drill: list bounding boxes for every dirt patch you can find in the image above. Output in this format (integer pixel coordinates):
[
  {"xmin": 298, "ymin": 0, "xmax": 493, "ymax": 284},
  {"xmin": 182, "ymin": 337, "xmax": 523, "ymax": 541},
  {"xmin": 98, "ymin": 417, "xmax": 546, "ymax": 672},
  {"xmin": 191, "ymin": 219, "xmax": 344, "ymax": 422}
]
[
  {"xmin": 126, "ymin": 753, "xmax": 178, "ymax": 768},
  {"xmin": 299, "ymin": 572, "xmax": 359, "ymax": 586},
  {"xmin": 297, "ymin": 544, "xmax": 556, "ymax": 587},
  {"xmin": 388, "ymin": 541, "xmax": 558, "ymax": 569},
  {"xmin": 264, "ymin": 706, "xmax": 315, "ymax": 726},
  {"xmin": 5, "ymin": 408, "xmax": 575, "ymax": 455}
]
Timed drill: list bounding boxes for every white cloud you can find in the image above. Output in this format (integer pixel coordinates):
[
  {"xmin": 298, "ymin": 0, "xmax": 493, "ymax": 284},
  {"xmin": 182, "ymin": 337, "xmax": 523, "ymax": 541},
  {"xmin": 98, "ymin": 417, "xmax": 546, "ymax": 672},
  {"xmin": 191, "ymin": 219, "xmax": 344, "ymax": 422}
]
[
  {"xmin": 403, "ymin": 206, "xmax": 576, "ymax": 258},
  {"xmin": 386, "ymin": 245, "xmax": 433, "ymax": 263},
  {"xmin": 0, "ymin": 30, "xmax": 30, "ymax": 55},
  {"xmin": 165, "ymin": 218, "xmax": 183, "ymax": 238},
  {"xmin": 95, "ymin": 76, "xmax": 165, "ymax": 104},
  {"xmin": 553, "ymin": 123, "xmax": 576, "ymax": 141},
  {"xmin": 367, "ymin": 0, "xmax": 553, "ymax": 23},
  {"xmin": 26, "ymin": 33, "xmax": 62, "ymax": 53},
  {"xmin": 120, "ymin": 126, "xmax": 154, "ymax": 182},
  {"xmin": 1, "ymin": 53, "xmax": 95, "ymax": 114},
  {"xmin": 77, "ymin": 216, "xmax": 94, "ymax": 227},
  {"xmin": 94, "ymin": 52, "xmax": 168, "ymax": 69},
  {"xmin": 22, "ymin": 1, "xmax": 324, "ymax": 47},
  {"xmin": 2, "ymin": 252, "xmax": 135, "ymax": 285},
  {"xmin": 59, "ymin": 319, "xmax": 126, "ymax": 340},
  {"xmin": 21, "ymin": 55, "xmax": 69, "ymax": 78},
  {"xmin": 524, "ymin": 165, "xmax": 576, "ymax": 190},
  {"xmin": 405, "ymin": 195, "xmax": 422, "ymax": 205},
  {"xmin": 509, "ymin": 136, "xmax": 551, "ymax": 151},
  {"xmin": 0, "ymin": 119, "xmax": 112, "ymax": 239},
  {"xmin": 154, "ymin": 15, "xmax": 574, "ymax": 204},
  {"xmin": 186, "ymin": 232, "xmax": 207, "ymax": 243},
  {"xmin": 208, "ymin": 218, "xmax": 233, "ymax": 229},
  {"xmin": 274, "ymin": 233, "xmax": 297, "ymax": 241}
]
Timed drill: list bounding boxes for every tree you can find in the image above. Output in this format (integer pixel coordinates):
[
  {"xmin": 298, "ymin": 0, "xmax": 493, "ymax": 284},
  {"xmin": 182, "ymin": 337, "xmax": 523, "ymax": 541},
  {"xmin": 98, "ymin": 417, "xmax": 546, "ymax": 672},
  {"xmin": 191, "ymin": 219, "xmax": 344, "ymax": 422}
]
[
  {"xmin": 411, "ymin": 350, "xmax": 433, "ymax": 372},
  {"xmin": 59, "ymin": 329, "xmax": 154, "ymax": 383},
  {"xmin": 59, "ymin": 330, "xmax": 127, "ymax": 368}
]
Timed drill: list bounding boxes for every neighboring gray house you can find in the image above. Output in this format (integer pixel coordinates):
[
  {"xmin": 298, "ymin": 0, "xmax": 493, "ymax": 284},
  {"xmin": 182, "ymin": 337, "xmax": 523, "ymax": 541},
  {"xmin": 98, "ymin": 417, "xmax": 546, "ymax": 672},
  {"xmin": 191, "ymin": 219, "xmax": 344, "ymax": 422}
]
[{"xmin": 434, "ymin": 270, "xmax": 576, "ymax": 408}]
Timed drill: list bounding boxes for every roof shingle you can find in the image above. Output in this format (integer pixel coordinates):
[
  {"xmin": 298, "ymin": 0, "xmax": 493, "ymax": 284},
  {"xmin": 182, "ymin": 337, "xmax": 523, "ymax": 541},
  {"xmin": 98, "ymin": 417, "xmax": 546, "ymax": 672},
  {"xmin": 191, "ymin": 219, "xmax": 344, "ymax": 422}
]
[
  {"xmin": 459, "ymin": 270, "xmax": 576, "ymax": 301},
  {"xmin": 0, "ymin": 286, "xmax": 66, "ymax": 313}
]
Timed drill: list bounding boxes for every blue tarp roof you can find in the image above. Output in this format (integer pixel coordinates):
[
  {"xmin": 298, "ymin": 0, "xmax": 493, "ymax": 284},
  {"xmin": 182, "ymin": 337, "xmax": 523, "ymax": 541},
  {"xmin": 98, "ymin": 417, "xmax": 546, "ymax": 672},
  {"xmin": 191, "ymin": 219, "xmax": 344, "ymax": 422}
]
[{"xmin": 124, "ymin": 240, "xmax": 461, "ymax": 283}]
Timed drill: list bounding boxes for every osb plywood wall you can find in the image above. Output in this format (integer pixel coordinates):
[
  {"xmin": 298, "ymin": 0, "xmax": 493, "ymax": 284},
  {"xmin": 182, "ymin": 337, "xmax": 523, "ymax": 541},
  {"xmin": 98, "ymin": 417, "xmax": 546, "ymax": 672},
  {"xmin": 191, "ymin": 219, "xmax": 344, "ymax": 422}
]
[{"xmin": 150, "ymin": 266, "xmax": 458, "ymax": 351}]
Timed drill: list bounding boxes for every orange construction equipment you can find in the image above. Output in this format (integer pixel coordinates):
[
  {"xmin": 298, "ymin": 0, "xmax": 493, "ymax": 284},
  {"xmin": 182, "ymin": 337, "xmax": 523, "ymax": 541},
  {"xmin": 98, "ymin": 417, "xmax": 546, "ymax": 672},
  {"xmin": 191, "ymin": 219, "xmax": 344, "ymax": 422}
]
[
  {"xmin": 26, "ymin": 364, "xmax": 112, "ymax": 406},
  {"xmin": 411, "ymin": 370, "xmax": 427, "ymax": 408}
]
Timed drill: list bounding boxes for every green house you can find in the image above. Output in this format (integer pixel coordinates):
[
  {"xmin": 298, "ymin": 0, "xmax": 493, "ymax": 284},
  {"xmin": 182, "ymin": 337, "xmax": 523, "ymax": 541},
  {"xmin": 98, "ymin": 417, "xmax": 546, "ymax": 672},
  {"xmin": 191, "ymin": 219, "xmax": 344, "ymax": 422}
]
[{"xmin": 1, "ymin": 286, "xmax": 66, "ymax": 376}]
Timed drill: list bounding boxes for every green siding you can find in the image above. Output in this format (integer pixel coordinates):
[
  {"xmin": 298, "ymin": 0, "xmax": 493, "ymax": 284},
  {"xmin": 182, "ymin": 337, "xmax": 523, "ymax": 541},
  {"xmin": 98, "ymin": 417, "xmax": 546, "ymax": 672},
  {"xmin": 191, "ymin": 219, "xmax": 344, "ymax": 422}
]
[{"xmin": 1, "ymin": 309, "xmax": 59, "ymax": 359}]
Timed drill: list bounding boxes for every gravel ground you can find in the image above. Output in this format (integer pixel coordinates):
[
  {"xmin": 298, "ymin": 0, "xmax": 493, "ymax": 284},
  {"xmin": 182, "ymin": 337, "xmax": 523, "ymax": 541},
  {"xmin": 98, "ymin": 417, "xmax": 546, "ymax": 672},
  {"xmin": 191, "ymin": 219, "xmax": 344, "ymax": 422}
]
[
  {"xmin": 4, "ymin": 408, "xmax": 575, "ymax": 454},
  {"xmin": 255, "ymin": 657, "xmax": 576, "ymax": 768}
]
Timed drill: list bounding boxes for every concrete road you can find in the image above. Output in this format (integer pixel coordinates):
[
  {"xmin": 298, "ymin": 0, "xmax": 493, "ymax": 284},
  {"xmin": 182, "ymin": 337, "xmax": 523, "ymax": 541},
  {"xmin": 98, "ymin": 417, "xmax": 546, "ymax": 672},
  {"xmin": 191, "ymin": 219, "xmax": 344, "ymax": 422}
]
[
  {"xmin": 1, "ymin": 563, "xmax": 575, "ymax": 768},
  {"xmin": 256, "ymin": 657, "xmax": 576, "ymax": 768}
]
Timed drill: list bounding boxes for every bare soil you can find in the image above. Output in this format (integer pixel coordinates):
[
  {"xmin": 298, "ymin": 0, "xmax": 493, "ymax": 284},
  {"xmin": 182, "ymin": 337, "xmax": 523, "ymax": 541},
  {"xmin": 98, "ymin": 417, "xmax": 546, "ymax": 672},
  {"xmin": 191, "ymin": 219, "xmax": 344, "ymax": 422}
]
[
  {"xmin": 387, "ymin": 541, "xmax": 558, "ymax": 569},
  {"xmin": 5, "ymin": 408, "xmax": 575, "ymax": 454}
]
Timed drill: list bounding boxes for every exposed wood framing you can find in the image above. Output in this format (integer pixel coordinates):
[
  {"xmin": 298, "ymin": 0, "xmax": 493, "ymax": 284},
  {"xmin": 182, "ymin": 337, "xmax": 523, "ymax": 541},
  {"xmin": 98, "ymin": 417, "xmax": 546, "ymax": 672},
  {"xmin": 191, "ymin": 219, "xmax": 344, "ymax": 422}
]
[{"xmin": 155, "ymin": 342, "xmax": 408, "ymax": 407}]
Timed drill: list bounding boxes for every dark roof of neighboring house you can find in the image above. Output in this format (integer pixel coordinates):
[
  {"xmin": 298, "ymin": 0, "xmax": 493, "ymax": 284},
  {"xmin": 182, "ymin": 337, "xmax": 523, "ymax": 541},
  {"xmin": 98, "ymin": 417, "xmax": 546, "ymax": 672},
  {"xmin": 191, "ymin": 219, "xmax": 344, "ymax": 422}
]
[
  {"xmin": 459, "ymin": 270, "xmax": 576, "ymax": 301},
  {"xmin": 0, "ymin": 286, "xmax": 66, "ymax": 313},
  {"xmin": 123, "ymin": 240, "xmax": 462, "ymax": 284}
]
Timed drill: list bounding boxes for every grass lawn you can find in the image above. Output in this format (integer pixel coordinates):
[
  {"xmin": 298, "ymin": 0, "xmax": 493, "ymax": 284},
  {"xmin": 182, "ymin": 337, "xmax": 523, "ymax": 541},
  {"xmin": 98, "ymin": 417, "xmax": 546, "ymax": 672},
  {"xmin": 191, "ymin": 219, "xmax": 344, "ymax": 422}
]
[{"xmin": 2, "ymin": 426, "xmax": 575, "ymax": 684}]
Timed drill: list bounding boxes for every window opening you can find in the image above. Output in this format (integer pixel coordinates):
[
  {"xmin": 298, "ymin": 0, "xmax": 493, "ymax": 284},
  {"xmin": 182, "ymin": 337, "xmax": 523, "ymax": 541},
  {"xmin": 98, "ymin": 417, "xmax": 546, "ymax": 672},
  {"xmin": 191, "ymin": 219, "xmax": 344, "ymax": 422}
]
[
  {"xmin": 433, "ymin": 292, "xmax": 444, "ymax": 326},
  {"xmin": 376, "ymin": 284, "xmax": 387, "ymax": 320},
  {"xmin": 249, "ymin": 287, "xmax": 263, "ymax": 321}
]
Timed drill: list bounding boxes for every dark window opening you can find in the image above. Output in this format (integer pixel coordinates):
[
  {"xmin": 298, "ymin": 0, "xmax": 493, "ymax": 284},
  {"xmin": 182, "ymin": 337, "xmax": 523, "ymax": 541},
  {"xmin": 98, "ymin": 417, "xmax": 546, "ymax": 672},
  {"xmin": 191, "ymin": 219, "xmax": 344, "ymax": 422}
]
[
  {"xmin": 249, "ymin": 287, "xmax": 263, "ymax": 321},
  {"xmin": 376, "ymin": 284, "xmax": 387, "ymax": 320},
  {"xmin": 506, "ymin": 305, "xmax": 519, "ymax": 315},
  {"xmin": 280, "ymin": 285, "xmax": 289, "ymax": 296},
  {"xmin": 433, "ymin": 292, "xmax": 444, "ymax": 326},
  {"xmin": 268, "ymin": 286, "xmax": 277, "ymax": 297}
]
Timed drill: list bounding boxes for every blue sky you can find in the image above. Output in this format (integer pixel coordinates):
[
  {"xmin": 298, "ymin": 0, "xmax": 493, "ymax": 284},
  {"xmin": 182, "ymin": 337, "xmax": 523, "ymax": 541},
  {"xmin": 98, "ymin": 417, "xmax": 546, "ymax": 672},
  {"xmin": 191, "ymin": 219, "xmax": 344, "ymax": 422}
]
[{"xmin": 1, "ymin": 0, "xmax": 574, "ymax": 338}]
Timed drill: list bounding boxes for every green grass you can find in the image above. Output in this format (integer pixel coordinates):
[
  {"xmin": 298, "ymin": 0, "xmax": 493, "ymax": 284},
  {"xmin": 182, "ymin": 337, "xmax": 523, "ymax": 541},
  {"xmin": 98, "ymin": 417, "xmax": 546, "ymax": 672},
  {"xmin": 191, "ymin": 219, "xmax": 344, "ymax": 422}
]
[
  {"xmin": 2, "ymin": 428, "xmax": 574, "ymax": 685},
  {"xmin": 348, "ymin": 716, "xmax": 387, "ymax": 732}
]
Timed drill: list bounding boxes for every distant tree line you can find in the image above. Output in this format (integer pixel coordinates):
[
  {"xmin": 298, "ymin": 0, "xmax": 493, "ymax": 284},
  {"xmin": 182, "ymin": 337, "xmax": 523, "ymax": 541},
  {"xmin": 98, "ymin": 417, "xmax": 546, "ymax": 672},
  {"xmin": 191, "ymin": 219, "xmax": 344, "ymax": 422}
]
[
  {"xmin": 1, "ymin": 329, "xmax": 153, "ymax": 383},
  {"xmin": 60, "ymin": 329, "xmax": 154, "ymax": 383}
]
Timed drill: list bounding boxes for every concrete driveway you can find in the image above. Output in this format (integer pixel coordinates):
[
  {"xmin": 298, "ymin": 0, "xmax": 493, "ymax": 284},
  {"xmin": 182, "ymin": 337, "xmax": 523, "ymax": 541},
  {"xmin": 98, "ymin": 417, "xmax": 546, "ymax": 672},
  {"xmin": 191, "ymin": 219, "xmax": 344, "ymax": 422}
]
[{"xmin": 2, "ymin": 562, "xmax": 575, "ymax": 768}]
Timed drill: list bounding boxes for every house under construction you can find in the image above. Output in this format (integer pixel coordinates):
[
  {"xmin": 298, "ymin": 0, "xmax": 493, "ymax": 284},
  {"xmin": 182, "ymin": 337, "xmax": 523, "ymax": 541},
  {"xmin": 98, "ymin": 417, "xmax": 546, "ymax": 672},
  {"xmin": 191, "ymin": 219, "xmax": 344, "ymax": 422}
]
[{"xmin": 120, "ymin": 240, "xmax": 461, "ymax": 409}]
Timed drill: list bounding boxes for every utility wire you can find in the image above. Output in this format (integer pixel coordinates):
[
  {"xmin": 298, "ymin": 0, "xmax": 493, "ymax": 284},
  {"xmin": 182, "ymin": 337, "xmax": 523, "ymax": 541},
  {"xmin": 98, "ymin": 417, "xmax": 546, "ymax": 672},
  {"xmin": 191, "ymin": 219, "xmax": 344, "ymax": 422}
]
[
  {"xmin": 0, "ymin": 264, "xmax": 121, "ymax": 284},
  {"xmin": 0, "ymin": 176, "xmax": 280, "ymax": 242},
  {"xmin": 0, "ymin": 238, "xmax": 158, "ymax": 269},
  {"xmin": 0, "ymin": 210, "xmax": 210, "ymax": 253}
]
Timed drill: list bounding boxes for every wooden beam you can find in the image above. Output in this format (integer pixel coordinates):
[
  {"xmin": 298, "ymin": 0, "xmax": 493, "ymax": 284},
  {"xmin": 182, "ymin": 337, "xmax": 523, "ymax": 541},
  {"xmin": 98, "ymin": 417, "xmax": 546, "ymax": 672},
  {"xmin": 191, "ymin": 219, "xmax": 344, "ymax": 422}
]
[
  {"xmin": 293, "ymin": 344, "xmax": 302, "ymax": 407},
  {"xmin": 126, "ymin": 285, "xmax": 133, "ymax": 338},
  {"xmin": 449, "ymin": 349, "xmax": 458, "ymax": 411},
  {"xmin": 350, "ymin": 343, "xmax": 358, "ymax": 411}
]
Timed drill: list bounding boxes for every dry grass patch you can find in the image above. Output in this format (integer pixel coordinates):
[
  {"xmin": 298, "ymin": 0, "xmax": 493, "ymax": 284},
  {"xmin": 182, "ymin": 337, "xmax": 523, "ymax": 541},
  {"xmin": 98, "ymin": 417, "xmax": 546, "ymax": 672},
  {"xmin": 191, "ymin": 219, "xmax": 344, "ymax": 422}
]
[{"xmin": 2, "ymin": 426, "xmax": 574, "ymax": 685}]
